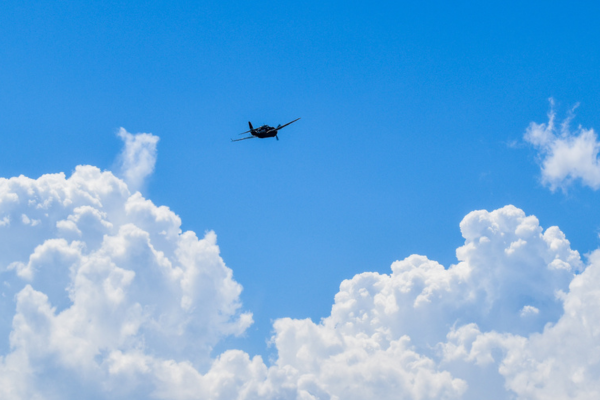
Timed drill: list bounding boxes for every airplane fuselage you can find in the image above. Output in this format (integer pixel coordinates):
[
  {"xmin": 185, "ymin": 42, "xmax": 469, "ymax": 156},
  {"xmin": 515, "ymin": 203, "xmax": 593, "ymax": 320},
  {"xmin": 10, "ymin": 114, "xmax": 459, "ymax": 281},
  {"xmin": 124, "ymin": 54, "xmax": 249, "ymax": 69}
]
[
  {"xmin": 231, "ymin": 118, "xmax": 299, "ymax": 142},
  {"xmin": 252, "ymin": 125, "xmax": 278, "ymax": 138}
]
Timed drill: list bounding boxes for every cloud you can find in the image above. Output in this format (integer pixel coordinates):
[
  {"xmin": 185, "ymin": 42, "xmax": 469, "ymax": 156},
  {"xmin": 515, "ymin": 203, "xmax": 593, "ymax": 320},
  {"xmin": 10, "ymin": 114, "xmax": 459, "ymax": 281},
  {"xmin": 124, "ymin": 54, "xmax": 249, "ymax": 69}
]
[
  {"xmin": 499, "ymin": 249, "xmax": 600, "ymax": 399},
  {"xmin": 1, "ymin": 128, "xmax": 600, "ymax": 399},
  {"xmin": 117, "ymin": 128, "xmax": 159, "ymax": 191},
  {"xmin": 524, "ymin": 99, "xmax": 600, "ymax": 191},
  {"xmin": 0, "ymin": 159, "xmax": 252, "ymax": 399},
  {"xmin": 440, "ymin": 249, "xmax": 600, "ymax": 399},
  {"xmin": 247, "ymin": 205, "xmax": 581, "ymax": 400}
]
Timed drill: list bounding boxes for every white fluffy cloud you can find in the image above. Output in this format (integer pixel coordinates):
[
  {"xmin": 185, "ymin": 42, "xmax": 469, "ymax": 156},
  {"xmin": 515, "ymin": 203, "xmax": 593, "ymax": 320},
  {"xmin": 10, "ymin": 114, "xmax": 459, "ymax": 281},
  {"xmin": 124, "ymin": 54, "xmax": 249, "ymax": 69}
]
[
  {"xmin": 252, "ymin": 205, "xmax": 582, "ymax": 400},
  {"xmin": 524, "ymin": 100, "xmax": 600, "ymax": 191},
  {"xmin": 0, "ymin": 157, "xmax": 252, "ymax": 399},
  {"xmin": 1, "ymin": 130, "xmax": 600, "ymax": 399},
  {"xmin": 117, "ymin": 128, "xmax": 159, "ymax": 191},
  {"xmin": 438, "ymin": 246, "xmax": 600, "ymax": 400}
]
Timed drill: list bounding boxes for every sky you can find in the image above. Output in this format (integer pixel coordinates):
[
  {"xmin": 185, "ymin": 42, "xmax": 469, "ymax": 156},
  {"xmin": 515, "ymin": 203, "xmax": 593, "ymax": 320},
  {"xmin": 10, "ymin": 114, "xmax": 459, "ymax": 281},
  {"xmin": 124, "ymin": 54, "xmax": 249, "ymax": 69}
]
[{"xmin": 1, "ymin": 1, "xmax": 600, "ymax": 399}]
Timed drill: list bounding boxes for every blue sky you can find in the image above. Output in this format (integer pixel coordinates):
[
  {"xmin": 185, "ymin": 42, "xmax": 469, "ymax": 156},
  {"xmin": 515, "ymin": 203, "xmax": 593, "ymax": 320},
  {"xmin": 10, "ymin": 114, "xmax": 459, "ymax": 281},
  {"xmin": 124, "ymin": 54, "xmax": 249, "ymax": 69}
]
[{"xmin": 2, "ymin": 1, "xmax": 600, "ymax": 398}]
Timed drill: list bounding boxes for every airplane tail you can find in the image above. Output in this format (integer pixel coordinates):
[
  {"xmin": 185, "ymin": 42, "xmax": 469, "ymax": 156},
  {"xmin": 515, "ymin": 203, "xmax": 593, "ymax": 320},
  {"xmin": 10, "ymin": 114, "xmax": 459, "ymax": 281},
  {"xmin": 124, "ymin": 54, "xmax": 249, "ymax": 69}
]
[{"xmin": 248, "ymin": 122, "xmax": 254, "ymax": 132}]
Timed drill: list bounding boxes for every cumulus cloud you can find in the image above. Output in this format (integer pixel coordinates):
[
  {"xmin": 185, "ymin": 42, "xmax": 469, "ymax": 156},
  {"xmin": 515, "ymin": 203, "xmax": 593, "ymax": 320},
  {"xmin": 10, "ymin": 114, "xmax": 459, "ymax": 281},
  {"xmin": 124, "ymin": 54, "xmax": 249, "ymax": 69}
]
[
  {"xmin": 524, "ymin": 100, "xmax": 600, "ymax": 191},
  {"xmin": 0, "ymin": 135, "xmax": 252, "ymax": 399},
  {"xmin": 250, "ymin": 205, "xmax": 582, "ymax": 400},
  {"xmin": 117, "ymin": 128, "xmax": 159, "ymax": 191},
  {"xmin": 2, "ymin": 129, "xmax": 600, "ymax": 399},
  {"xmin": 440, "ymin": 254, "xmax": 600, "ymax": 399}
]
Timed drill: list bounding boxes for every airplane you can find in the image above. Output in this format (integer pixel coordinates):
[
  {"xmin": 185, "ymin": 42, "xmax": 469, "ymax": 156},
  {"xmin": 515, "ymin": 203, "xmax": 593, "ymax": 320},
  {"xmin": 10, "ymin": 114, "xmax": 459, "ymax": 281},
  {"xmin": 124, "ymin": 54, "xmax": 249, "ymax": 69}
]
[{"xmin": 231, "ymin": 118, "xmax": 301, "ymax": 142}]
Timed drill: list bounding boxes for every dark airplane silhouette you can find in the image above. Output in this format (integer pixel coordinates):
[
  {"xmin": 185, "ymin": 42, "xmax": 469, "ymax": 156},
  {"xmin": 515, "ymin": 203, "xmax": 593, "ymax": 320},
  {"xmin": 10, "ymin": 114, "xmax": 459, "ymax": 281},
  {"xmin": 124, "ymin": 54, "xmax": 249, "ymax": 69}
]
[{"xmin": 231, "ymin": 118, "xmax": 300, "ymax": 142}]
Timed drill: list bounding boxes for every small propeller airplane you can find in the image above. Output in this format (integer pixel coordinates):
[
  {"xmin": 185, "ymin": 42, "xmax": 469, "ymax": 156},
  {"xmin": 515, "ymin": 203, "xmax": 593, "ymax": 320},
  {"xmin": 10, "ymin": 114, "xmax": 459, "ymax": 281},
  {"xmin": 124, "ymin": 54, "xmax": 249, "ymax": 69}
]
[{"xmin": 231, "ymin": 118, "xmax": 301, "ymax": 142}]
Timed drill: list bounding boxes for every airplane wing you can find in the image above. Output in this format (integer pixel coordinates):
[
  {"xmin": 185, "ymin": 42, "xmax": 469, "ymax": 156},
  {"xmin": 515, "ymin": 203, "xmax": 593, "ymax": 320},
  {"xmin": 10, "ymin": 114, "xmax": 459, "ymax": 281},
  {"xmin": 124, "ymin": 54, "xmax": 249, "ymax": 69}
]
[
  {"xmin": 231, "ymin": 136, "xmax": 256, "ymax": 142},
  {"xmin": 275, "ymin": 118, "xmax": 301, "ymax": 131}
]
